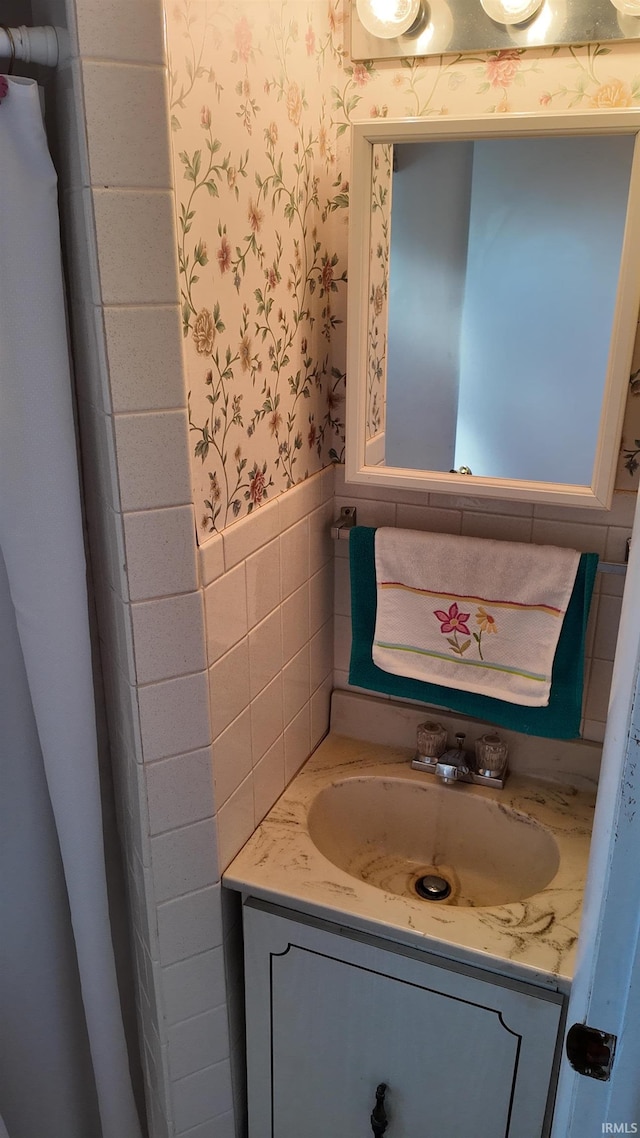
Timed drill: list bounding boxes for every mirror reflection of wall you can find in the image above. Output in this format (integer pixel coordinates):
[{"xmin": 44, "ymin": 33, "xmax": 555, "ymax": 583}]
[{"xmin": 385, "ymin": 135, "xmax": 635, "ymax": 483}]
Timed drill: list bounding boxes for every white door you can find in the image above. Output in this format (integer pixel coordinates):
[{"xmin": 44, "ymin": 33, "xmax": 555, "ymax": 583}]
[{"xmin": 553, "ymin": 490, "xmax": 640, "ymax": 1136}]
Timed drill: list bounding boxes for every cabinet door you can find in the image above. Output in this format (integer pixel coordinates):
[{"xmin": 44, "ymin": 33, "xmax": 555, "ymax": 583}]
[{"xmin": 244, "ymin": 902, "xmax": 563, "ymax": 1138}]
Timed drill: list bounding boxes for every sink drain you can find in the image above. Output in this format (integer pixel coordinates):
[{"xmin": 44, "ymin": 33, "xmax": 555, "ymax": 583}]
[{"xmin": 415, "ymin": 874, "xmax": 451, "ymax": 901}]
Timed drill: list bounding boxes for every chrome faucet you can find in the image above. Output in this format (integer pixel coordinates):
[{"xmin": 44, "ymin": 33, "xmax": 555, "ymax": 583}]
[
  {"xmin": 435, "ymin": 733, "xmax": 471, "ymax": 785},
  {"xmin": 411, "ymin": 725, "xmax": 508, "ymax": 788}
]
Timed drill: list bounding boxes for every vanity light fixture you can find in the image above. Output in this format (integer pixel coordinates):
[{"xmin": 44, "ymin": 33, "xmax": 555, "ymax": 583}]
[
  {"xmin": 609, "ymin": 0, "xmax": 640, "ymax": 18},
  {"xmin": 355, "ymin": 0, "xmax": 424, "ymax": 38},
  {"xmin": 351, "ymin": 0, "xmax": 640, "ymax": 59},
  {"xmin": 479, "ymin": 0, "xmax": 543, "ymax": 25}
]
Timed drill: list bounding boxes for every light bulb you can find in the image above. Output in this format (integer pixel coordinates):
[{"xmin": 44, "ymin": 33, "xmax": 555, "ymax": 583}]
[
  {"xmin": 507, "ymin": 0, "xmax": 566, "ymax": 45},
  {"xmin": 356, "ymin": 0, "xmax": 423, "ymax": 37},
  {"xmin": 414, "ymin": 0, "xmax": 453, "ymax": 51},
  {"xmin": 480, "ymin": 0, "xmax": 543, "ymax": 24},
  {"xmin": 610, "ymin": 0, "xmax": 640, "ymax": 16}
]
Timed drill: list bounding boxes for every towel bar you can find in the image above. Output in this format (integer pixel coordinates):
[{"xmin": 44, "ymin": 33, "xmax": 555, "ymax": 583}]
[{"xmin": 330, "ymin": 504, "xmax": 629, "ymax": 574}]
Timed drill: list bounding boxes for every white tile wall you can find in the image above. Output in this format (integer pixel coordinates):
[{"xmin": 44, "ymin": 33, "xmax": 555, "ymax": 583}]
[
  {"xmin": 250, "ymin": 673, "xmax": 284, "ymax": 763},
  {"xmin": 168, "ymin": 1005, "xmax": 231, "ymax": 1081},
  {"xmin": 104, "ymin": 305, "xmax": 186, "ymax": 414},
  {"xmin": 36, "ymin": 9, "xmax": 245, "ymax": 1132},
  {"xmin": 211, "ymin": 710, "xmax": 253, "ymax": 809},
  {"xmin": 123, "ymin": 506, "xmax": 199, "ymax": 601},
  {"xmin": 216, "ymin": 776, "xmax": 256, "ymax": 874},
  {"xmin": 171, "ymin": 1060, "xmax": 234, "ymax": 1134},
  {"xmin": 245, "ymin": 537, "xmax": 281, "ymax": 627},
  {"xmin": 138, "ymin": 672, "xmax": 212, "ymax": 762},
  {"xmin": 162, "ymin": 947, "xmax": 227, "ymax": 1026},
  {"xmin": 92, "ymin": 189, "xmax": 180, "ymax": 304},
  {"xmin": 253, "ymin": 736, "xmax": 286, "ymax": 823},
  {"xmin": 74, "ymin": 0, "xmax": 166, "ymax": 62},
  {"xmin": 281, "ymin": 583, "xmax": 310, "ymax": 662},
  {"xmin": 204, "ymin": 564, "xmax": 248, "ymax": 664},
  {"xmin": 284, "ymin": 703, "xmax": 312, "ymax": 782},
  {"xmin": 113, "ymin": 410, "xmax": 192, "ymax": 510},
  {"xmin": 249, "ymin": 609, "xmax": 283, "ymax": 698},
  {"xmin": 202, "ymin": 465, "xmax": 335, "ymax": 870},
  {"xmin": 146, "ymin": 748, "xmax": 216, "ymax": 835},
  {"xmin": 131, "ymin": 592, "xmax": 207, "ymax": 684},
  {"xmin": 151, "ymin": 819, "xmax": 219, "ymax": 904},
  {"xmin": 157, "ymin": 885, "xmax": 224, "ymax": 968},
  {"xmin": 209, "ymin": 640, "xmax": 251, "ymax": 739},
  {"xmin": 82, "ymin": 61, "xmax": 173, "ymax": 188}
]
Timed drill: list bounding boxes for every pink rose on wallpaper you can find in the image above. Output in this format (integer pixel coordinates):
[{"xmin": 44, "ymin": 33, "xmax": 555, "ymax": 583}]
[
  {"xmin": 200, "ymin": 105, "xmax": 211, "ymax": 129},
  {"xmin": 305, "ymin": 25, "xmax": 315, "ymax": 55},
  {"xmin": 0, "ymin": 75, "xmax": 8, "ymax": 102},
  {"xmin": 486, "ymin": 50, "xmax": 521, "ymax": 89},
  {"xmin": 234, "ymin": 17, "xmax": 252, "ymax": 62},
  {"xmin": 352, "ymin": 64, "xmax": 370, "ymax": 87},
  {"xmin": 249, "ymin": 464, "xmax": 267, "ymax": 505},
  {"xmin": 539, "ymin": 92, "xmax": 552, "ymax": 106},
  {"xmin": 590, "ymin": 78, "xmax": 633, "ymax": 107}
]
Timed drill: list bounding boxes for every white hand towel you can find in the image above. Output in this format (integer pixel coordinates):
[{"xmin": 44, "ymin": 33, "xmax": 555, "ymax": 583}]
[{"xmin": 373, "ymin": 529, "xmax": 580, "ymax": 707}]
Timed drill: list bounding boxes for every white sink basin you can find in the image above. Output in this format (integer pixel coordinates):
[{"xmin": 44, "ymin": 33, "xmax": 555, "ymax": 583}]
[
  {"xmin": 307, "ymin": 776, "xmax": 560, "ymax": 907},
  {"xmin": 223, "ymin": 727, "xmax": 595, "ymax": 985}
]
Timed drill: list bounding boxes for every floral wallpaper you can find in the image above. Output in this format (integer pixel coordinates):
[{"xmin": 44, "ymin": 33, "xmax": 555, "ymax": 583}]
[
  {"xmin": 166, "ymin": 0, "xmax": 348, "ymax": 534},
  {"xmin": 165, "ymin": 3, "xmax": 640, "ymax": 538},
  {"xmin": 366, "ymin": 142, "xmax": 391, "ymax": 445}
]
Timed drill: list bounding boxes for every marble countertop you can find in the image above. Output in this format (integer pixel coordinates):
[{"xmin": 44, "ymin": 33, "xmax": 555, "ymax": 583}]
[{"xmin": 224, "ymin": 732, "xmax": 596, "ymax": 993}]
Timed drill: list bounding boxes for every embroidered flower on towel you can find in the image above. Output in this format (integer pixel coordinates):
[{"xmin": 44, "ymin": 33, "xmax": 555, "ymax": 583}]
[
  {"xmin": 0, "ymin": 76, "xmax": 8, "ymax": 103},
  {"xmin": 476, "ymin": 607, "xmax": 497, "ymax": 634},
  {"xmin": 434, "ymin": 603, "xmax": 472, "ymax": 658},
  {"xmin": 474, "ymin": 606, "xmax": 498, "ymax": 661},
  {"xmin": 433, "ymin": 602, "xmax": 471, "ymax": 635}
]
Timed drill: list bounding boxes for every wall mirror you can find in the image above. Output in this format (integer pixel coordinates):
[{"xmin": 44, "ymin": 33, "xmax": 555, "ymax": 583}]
[{"xmin": 345, "ymin": 112, "xmax": 640, "ymax": 508}]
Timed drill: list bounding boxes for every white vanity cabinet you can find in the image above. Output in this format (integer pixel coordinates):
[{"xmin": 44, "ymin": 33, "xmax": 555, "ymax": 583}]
[{"xmin": 243, "ymin": 900, "xmax": 565, "ymax": 1138}]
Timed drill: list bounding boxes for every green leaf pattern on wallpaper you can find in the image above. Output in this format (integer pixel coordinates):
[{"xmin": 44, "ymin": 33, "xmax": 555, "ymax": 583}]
[{"xmin": 165, "ymin": 2, "xmax": 640, "ymax": 536}]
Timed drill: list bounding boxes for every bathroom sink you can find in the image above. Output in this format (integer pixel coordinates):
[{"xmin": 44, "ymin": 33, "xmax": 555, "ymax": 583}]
[{"xmin": 307, "ymin": 776, "xmax": 560, "ymax": 907}]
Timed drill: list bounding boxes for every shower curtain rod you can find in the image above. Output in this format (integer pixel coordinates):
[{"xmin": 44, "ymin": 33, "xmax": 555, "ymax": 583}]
[{"xmin": 0, "ymin": 25, "xmax": 59, "ymax": 68}]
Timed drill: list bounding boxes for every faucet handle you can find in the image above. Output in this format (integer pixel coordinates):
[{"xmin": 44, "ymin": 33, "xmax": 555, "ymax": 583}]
[
  {"xmin": 416, "ymin": 721, "xmax": 447, "ymax": 759},
  {"xmin": 475, "ymin": 733, "xmax": 508, "ymax": 779}
]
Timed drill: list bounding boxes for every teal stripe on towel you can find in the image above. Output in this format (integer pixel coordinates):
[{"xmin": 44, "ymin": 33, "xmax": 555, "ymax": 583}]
[{"xmin": 349, "ymin": 526, "xmax": 599, "ymax": 740}]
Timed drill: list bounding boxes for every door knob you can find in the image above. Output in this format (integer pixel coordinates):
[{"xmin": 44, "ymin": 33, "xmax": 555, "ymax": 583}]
[{"xmin": 370, "ymin": 1083, "xmax": 389, "ymax": 1136}]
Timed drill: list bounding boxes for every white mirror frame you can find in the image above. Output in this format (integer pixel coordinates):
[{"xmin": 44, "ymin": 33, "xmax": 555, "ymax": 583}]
[{"xmin": 346, "ymin": 111, "xmax": 640, "ymax": 508}]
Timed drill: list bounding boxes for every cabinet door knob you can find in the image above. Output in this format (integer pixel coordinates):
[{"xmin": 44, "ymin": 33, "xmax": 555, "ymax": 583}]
[{"xmin": 370, "ymin": 1083, "xmax": 389, "ymax": 1136}]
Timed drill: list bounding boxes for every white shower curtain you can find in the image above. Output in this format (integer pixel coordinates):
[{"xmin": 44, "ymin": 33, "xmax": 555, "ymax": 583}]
[{"xmin": 0, "ymin": 77, "xmax": 141, "ymax": 1138}]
